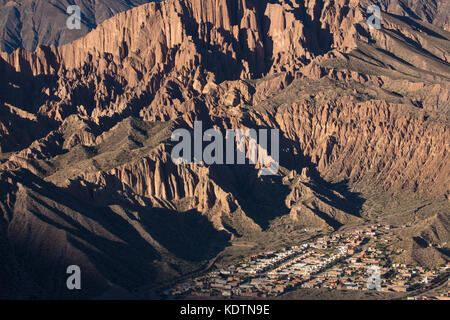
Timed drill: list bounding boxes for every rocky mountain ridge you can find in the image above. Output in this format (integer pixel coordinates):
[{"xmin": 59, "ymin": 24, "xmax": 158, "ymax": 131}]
[
  {"xmin": 0, "ymin": 0, "xmax": 448, "ymax": 298},
  {"xmin": 0, "ymin": 0, "xmax": 155, "ymax": 52}
]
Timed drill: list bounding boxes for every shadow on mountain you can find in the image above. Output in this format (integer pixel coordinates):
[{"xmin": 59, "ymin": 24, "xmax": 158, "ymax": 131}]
[
  {"xmin": 303, "ymin": 167, "xmax": 365, "ymax": 219},
  {"xmin": 242, "ymin": 119, "xmax": 365, "ymax": 220},
  {"xmin": 67, "ymin": 176, "xmax": 231, "ymax": 263},
  {"xmin": 138, "ymin": 207, "xmax": 231, "ymax": 262},
  {"xmin": 210, "ymin": 164, "xmax": 291, "ymax": 231},
  {"xmin": 0, "ymin": 48, "xmax": 59, "ymax": 111},
  {"xmin": 1, "ymin": 167, "xmax": 232, "ymax": 297},
  {"xmin": 5, "ymin": 170, "xmax": 162, "ymax": 293},
  {"xmin": 0, "ymin": 55, "xmax": 59, "ymax": 152},
  {"xmin": 196, "ymin": 117, "xmax": 365, "ymax": 231}
]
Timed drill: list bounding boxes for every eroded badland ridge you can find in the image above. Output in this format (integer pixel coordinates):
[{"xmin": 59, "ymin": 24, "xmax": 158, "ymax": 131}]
[
  {"xmin": 0, "ymin": 0, "xmax": 155, "ymax": 53},
  {"xmin": 0, "ymin": 0, "xmax": 448, "ymax": 299}
]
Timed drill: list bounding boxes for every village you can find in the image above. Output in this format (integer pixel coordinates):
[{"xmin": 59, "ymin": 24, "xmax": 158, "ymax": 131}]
[{"xmin": 164, "ymin": 224, "xmax": 450, "ymax": 299}]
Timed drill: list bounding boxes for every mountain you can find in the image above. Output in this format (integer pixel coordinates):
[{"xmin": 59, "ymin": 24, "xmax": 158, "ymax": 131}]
[
  {"xmin": 0, "ymin": 0, "xmax": 154, "ymax": 52},
  {"xmin": 0, "ymin": 0, "xmax": 447, "ymax": 54},
  {"xmin": 373, "ymin": 0, "xmax": 449, "ymax": 30},
  {"xmin": 0, "ymin": 0, "xmax": 448, "ymax": 298}
]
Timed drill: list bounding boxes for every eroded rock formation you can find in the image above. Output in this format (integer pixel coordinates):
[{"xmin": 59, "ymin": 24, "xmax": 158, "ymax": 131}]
[{"xmin": 0, "ymin": 0, "xmax": 448, "ymax": 298}]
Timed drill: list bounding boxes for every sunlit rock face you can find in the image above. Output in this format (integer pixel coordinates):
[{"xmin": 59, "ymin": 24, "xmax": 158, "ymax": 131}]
[
  {"xmin": 0, "ymin": 0, "xmax": 448, "ymax": 298},
  {"xmin": 0, "ymin": 0, "xmax": 154, "ymax": 53}
]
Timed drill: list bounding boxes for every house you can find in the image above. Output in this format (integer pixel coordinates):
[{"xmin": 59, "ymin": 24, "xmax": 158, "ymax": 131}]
[{"xmin": 222, "ymin": 290, "xmax": 232, "ymax": 297}]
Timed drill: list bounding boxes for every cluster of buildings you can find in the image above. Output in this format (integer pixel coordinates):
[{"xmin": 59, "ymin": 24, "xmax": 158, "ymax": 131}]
[{"xmin": 164, "ymin": 224, "xmax": 450, "ymax": 298}]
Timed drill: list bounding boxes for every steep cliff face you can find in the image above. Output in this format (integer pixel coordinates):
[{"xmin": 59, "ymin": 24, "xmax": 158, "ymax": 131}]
[
  {"xmin": 258, "ymin": 81, "xmax": 450, "ymax": 197},
  {"xmin": 1, "ymin": 0, "xmax": 446, "ymax": 53},
  {"xmin": 0, "ymin": 168, "xmax": 232, "ymax": 298},
  {"xmin": 0, "ymin": 0, "xmax": 449, "ymax": 298}
]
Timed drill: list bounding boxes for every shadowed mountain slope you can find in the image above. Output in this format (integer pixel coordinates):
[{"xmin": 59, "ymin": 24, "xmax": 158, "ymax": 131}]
[
  {"xmin": 0, "ymin": 0, "xmax": 155, "ymax": 52},
  {"xmin": 0, "ymin": 0, "xmax": 448, "ymax": 298}
]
